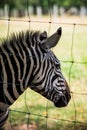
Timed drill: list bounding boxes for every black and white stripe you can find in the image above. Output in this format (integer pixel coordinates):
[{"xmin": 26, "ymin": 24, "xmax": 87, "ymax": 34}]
[
  {"xmin": 0, "ymin": 109, "xmax": 9, "ymax": 127},
  {"xmin": 0, "ymin": 28, "xmax": 71, "ymax": 127}
]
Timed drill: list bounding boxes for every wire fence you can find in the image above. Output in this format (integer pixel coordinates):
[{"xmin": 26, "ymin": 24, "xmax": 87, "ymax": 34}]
[{"xmin": 0, "ymin": 0, "xmax": 87, "ymax": 130}]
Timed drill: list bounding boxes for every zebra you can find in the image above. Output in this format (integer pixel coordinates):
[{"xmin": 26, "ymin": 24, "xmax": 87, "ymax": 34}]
[{"xmin": 0, "ymin": 27, "xmax": 71, "ymax": 127}]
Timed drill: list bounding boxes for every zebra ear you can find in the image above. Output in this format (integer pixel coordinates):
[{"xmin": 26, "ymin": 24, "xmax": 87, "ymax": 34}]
[{"xmin": 41, "ymin": 27, "xmax": 62, "ymax": 50}]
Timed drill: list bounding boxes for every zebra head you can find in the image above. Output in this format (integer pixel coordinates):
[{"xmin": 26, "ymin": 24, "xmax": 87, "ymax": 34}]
[{"xmin": 30, "ymin": 27, "xmax": 71, "ymax": 107}]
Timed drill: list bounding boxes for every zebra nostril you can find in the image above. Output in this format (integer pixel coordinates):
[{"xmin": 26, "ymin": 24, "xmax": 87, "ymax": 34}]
[
  {"xmin": 66, "ymin": 92, "xmax": 71, "ymax": 102},
  {"xmin": 54, "ymin": 95, "xmax": 68, "ymax": 107},
  {"xmin": 53, "ymin": 90, "xmax": 71, "ymax": 108}
]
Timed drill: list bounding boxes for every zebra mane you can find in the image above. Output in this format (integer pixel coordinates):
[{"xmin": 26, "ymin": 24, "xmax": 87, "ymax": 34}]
[{"xmin": 1, "ymin": 30, "xmax": 40, "ymax": 48}]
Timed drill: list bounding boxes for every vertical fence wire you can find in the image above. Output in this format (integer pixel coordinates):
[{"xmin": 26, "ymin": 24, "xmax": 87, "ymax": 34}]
[{"xmin": 68, "ymin": 24, "xmax": 77, "ymax": 130}]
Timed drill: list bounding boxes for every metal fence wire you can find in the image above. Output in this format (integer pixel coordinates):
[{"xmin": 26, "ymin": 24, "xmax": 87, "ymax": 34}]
[{"xmin": 0, "ymin": 0, "xmax": 87, "ymax": 130}]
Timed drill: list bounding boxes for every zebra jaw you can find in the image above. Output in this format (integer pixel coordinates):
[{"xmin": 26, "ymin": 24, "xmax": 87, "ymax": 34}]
[
  {"xmin": 47, "ymin": 89, "xmax": 71, "ymax": 108},
  {"xmin": 41, "ymin": 27, "xmax": 62, "ymax": 50}
]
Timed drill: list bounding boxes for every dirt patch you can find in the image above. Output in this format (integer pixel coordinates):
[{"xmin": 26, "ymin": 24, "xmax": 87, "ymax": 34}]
[{"xmin": 4, "ymin": 123, "xmax": 38, "ymax": 130}]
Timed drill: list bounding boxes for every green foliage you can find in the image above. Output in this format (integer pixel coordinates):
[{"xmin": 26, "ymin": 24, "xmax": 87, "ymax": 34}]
[
  {"xmin": 29, "ymin": 0, "xmax": 40, "ymax": 6},
  {"xmin": 0, "ymin": 0, "xmax": 87, "ymax": 9}
]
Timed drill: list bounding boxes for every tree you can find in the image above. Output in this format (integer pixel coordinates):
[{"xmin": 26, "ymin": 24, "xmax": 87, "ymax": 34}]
[{"xmin": 0, "ymin": 0, "xmax": 87, "ymax": 10}]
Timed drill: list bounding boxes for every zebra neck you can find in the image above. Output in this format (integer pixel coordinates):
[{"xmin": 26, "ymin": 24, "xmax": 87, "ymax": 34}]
[{"xmin": 0, "ymin": 36, "xmax": 35, "ymax": 107}]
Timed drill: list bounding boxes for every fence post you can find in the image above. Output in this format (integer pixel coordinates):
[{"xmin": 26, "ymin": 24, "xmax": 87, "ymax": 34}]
[
  {"xmin": 60, "ymin": 7, "xmax": 65, "ymax": 16},
  {"xmin": 0, "ymin": 9, "xmax": 3, "ymax": 17},
  {"xmin": 4, "ymin": 5, "xmax": 8, "ymax": 18},
  {"xmin": 11, "ymin": 9, "xmax": 18, "ymax": 17},
  {"xmin": 80, "ymin": 6, "xmax": 87, "ymax": 16},
  {"xmin": 53, "ymin": 5, "xmax": 58, "ymax": 17},
  {"xmin": 36, "ymin": 6, "xmax": 42, "ymax": 17}
]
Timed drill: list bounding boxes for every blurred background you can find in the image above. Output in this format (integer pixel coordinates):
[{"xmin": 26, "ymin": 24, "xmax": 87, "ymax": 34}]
[
  {"xmin": 0, "ymin": 0, "xmax": 87, "ymax": 130},
  {"xmin": 0, "ymin": 0, "xmax": 87, "ymax": 17}
]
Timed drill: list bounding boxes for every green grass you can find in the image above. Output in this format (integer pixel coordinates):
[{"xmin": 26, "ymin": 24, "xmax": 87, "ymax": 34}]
[{"xmin": 0, "ymin": 17, "xmax": 87, "ymax": 130}]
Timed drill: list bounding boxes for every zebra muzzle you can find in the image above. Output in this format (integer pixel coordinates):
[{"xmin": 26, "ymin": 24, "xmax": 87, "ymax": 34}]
[{"xmin": 53, "ymin": 92, "xmax": 71, "ymax": 108}]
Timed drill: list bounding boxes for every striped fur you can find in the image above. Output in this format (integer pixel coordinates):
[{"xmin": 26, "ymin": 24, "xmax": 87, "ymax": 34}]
[
  {"xmin": 0, "ymin": 109, "xmax": 9, "ymax": 127},
  {"xmin": 0, "ymin": 29, "xmax": 71, "ymax": 127}
]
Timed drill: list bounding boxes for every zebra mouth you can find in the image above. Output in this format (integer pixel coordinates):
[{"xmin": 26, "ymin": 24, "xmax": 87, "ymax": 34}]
[{"xmin": 53, "ymin": 92, "xmax": 71, "ymax": 107}]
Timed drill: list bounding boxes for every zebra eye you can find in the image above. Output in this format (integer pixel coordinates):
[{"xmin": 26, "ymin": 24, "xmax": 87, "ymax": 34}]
[{"xmin": 55, "ymin": 63, "xmax": 61, "ymax": 70}]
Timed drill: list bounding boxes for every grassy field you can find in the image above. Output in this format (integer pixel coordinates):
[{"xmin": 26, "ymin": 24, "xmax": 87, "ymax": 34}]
[{"xmin": 0, "ymin": 16, "xmax": 87, "ymax": 130}]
